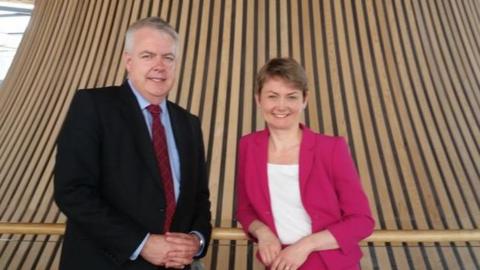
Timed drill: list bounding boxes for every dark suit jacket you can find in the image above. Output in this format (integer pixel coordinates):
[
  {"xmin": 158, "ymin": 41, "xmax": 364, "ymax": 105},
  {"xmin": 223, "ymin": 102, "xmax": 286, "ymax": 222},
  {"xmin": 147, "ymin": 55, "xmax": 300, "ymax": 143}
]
[{"xmin": 54, "ymin": 82, "xmax": 211, "ymax": 270}]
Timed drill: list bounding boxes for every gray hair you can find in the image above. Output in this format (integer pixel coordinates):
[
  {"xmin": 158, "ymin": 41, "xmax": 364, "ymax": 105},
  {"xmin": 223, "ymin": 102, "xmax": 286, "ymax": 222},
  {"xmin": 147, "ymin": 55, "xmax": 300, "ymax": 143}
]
[{"xmin": 124, "ymin": 17, "xmax": 178, "ymax": 52}]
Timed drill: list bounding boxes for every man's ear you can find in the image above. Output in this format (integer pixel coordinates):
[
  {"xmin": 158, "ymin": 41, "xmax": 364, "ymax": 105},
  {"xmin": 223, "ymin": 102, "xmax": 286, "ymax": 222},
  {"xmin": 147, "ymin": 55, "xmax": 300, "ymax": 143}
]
[{"xmin": 123, "ymin": 52, "xmax": 132, "ymax": 72}]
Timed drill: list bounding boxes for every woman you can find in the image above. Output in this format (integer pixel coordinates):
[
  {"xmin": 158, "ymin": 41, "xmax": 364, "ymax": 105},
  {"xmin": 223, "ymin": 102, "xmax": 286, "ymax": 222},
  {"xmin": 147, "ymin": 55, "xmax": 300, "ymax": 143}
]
[{"xmin": 236, "ymin": 58, "xmax": 374, "ymax": 270}]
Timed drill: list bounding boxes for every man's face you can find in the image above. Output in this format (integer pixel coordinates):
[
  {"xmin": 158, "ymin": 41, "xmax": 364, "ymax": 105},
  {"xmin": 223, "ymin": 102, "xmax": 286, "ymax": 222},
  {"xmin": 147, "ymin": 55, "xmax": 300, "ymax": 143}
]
[{"xmin": 124, "ymin": 27, "xmax": 177, "ymax": 104}]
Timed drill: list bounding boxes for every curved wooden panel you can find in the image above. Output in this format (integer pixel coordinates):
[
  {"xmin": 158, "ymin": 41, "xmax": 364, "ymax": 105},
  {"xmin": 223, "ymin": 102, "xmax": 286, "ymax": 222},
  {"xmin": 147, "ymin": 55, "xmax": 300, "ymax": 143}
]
[{"xmin": 0, "ymin": 0, "xmax": 479, "ymax": 269}]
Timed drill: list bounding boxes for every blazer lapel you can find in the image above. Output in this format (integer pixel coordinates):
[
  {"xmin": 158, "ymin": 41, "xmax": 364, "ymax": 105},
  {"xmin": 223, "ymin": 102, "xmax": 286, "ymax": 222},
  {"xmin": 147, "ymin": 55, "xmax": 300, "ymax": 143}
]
[
  {"xmin": 299, "ymin": 126, "xmax": 315, "ymax": 195},
  {"xmin": 254, "ymin": 129, "xmax": 272, "ymax": 208},
  {"xmin": 117, "ymin": 82, "xmax": 162, "ymax": 188}
]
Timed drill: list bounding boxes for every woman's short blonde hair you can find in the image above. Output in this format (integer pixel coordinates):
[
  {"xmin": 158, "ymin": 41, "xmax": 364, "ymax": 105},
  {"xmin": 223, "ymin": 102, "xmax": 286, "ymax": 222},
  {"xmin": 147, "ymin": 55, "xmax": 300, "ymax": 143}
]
[{"xmin": 255, "ymin": 57, "xmax": 308, "ymax": 97}]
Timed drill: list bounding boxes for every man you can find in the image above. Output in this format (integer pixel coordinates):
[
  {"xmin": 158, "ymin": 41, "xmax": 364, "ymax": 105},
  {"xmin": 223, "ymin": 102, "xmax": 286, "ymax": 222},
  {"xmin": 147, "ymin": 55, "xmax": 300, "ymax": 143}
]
[{"xmin": 54, "ymin": 17, "xmax": 211, "ymax": 270}]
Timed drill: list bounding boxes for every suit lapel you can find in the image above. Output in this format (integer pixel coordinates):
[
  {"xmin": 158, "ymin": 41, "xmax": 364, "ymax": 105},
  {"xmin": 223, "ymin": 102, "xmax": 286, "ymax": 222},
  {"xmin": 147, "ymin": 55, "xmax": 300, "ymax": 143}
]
[
  {"xmin": 167, "ymin": 102, "xmax": 194, "ymax": 229},
  {"xmin": 167, "ymin": 102, "xmax": 189, "ymax": 189},
  {"xmin": 299, "ymin": 126, "xmax": 315, "ymax": 195},
  {"xmin": 117, "ymin": 83, "xmax": 162, "ymax": 188}
]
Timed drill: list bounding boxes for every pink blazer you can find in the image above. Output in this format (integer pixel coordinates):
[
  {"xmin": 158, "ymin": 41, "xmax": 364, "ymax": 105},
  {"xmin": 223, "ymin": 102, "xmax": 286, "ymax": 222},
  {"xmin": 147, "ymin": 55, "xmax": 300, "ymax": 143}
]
[{"xmin": 236, "ymin": 126, "xmax": 375, "ymax": 270}]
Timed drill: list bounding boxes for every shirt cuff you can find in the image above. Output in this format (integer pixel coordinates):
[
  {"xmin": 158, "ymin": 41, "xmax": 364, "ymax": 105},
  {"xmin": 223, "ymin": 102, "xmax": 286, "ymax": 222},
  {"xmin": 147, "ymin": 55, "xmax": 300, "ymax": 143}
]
[
  {"xmin": 190, "ymin": 231, "xmax": 205, "ymax": 257},
  {"xmin": 130, "ymin": 233, "xmax": 149, "ymax": 260}
]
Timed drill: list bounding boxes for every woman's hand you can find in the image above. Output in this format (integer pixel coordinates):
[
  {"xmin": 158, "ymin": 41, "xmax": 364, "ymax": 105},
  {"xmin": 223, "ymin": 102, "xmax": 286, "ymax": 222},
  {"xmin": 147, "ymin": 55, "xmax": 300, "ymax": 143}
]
[
  {"xmin": 270, "ymin": 238, "xmax": 311, "ymax": 270},
  {"xmin": 248, "ymin": 220, "xmax": 282, "ymax": 266},
  {"xmin": 270, "ymin": 230, "xmax": 339, "ymax": 270},
  {"xmin": 256, "ymin": 226, "xmax": 282, "ymax": 266}
]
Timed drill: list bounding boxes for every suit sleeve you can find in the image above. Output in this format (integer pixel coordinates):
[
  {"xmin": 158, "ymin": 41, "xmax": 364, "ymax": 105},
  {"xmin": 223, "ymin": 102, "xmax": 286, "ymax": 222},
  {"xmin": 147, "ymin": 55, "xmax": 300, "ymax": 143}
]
[
  {"xmin": 189, "ymin": 116, "xmax": 212, "ymax": 258},
  {"xmin": 235, "ymin": 138, "xmax": 258, "ymax": 237},
  {"xmin": 54, "ymin": 90, "xmax": 146, "ymax": 264},
  {"xmin": 325, "ymin": 138, "xmax": 375, "ymax": 254}
]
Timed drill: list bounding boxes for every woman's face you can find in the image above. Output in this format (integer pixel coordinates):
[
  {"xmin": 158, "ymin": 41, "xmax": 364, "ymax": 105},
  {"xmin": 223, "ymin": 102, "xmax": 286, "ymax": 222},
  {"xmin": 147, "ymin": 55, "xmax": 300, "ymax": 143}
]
[{"xmin": 256, "ymin": 77, "xmax": 306, "ymax": 131}]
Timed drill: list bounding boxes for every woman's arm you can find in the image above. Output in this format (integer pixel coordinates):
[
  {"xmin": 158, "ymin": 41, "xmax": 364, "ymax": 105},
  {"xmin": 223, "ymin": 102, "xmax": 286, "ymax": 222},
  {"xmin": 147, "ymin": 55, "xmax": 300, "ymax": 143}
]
[{"xmin": 324, "ymin": 138, "xmax": 375, "ymax": 254}]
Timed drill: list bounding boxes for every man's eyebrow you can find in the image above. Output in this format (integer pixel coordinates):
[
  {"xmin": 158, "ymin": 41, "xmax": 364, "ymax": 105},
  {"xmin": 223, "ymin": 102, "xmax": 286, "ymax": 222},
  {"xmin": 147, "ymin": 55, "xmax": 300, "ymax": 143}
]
[
  {"xmin": 139, "ymin": 50, "xmax": 155, "ymax": 55},
  {"xmin": 264, "ymin": 90, "xmax": 278, "ymax": 94}
]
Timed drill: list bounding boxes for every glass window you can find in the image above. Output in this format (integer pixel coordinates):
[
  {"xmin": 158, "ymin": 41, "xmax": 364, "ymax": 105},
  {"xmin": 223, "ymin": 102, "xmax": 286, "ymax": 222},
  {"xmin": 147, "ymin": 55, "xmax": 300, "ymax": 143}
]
[{"xmin": 0, "ymin": 1, "xmax": 33, "ymax": 86}]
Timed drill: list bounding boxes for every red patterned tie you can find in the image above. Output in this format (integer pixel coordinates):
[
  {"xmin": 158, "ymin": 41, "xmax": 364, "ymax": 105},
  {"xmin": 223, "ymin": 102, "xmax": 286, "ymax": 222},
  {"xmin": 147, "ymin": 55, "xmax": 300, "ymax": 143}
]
[{"xmin": 147, "ymin": 104, "xmax": 176, "ymax": 232}]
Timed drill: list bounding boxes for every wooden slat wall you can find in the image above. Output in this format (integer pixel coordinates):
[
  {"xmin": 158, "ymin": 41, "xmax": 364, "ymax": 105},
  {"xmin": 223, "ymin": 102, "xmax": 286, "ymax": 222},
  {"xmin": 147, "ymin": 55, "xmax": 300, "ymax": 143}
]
[{"xmin": 0, "ymin": 0, "xmax": 479, "ymax": 269}]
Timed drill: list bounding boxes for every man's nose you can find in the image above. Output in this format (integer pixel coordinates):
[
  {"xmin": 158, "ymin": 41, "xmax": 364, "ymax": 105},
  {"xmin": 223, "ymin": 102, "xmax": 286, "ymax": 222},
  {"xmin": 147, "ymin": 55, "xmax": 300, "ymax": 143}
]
[{"xmin": 153, "ymin": 57, "xmax": 167, "ymax": 70}]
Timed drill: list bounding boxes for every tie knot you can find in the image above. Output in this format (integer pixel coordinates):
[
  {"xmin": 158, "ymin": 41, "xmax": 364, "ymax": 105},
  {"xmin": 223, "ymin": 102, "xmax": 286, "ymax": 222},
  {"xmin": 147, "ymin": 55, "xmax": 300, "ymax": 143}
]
[{"xmin": 147, "ymin": 104, "xmax": 161, "ymax": 116}]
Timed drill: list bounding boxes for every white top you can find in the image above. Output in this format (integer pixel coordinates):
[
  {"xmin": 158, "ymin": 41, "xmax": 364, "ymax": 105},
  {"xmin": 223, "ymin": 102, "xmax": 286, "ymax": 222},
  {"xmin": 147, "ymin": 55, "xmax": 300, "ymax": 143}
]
[{"xmin": 267, "ymin": 163, "xmax": 312, "ymax": 244}]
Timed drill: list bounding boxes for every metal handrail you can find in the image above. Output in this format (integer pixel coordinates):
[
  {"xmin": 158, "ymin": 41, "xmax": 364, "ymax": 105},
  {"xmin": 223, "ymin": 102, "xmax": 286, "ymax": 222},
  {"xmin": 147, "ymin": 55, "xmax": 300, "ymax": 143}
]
[{"xmin": 0, "ymin": 223, "xmax": 479, "ymax": 243}]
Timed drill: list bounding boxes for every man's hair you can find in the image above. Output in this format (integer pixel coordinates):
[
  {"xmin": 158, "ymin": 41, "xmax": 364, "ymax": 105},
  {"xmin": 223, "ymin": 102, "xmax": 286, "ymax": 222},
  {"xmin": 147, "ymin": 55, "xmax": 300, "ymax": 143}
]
[
  {"xmin": 255, "ymin": 57, "xmax": 308, "ymax": 97},
  {"xmin": 124, "ymin": 17, "xmax": 178, "ymax": 52}
]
